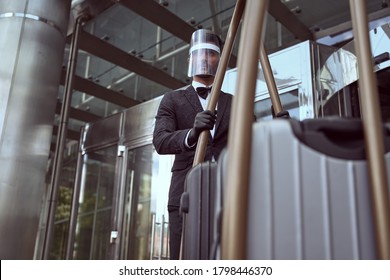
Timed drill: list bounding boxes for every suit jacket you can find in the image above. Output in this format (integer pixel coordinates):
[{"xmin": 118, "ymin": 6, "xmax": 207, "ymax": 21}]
[{"xmin": 153, "ymin": 85, "xmax": 233, "ymax": 207}]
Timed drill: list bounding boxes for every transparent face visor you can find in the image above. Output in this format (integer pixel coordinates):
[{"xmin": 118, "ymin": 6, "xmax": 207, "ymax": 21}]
[{"xmin": 187, "ymin": 30, "xmax": 221, "ymax": 77}]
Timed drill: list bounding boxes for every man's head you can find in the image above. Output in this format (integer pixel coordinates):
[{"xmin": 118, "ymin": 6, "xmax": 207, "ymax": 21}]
[{"xmin": 187, "ymin": 29, "xmax": 223, "ymax": 78}]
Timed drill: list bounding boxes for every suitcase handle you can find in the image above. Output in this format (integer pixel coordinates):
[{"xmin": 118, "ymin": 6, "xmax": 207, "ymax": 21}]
[{"xmin": 290, "ymin": 118, "xmax": 390, "ymax": 160}]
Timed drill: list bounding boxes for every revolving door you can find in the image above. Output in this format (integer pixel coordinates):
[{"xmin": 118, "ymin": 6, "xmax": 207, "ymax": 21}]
[
  {"xmin": 67, "ymin": 96, "xmax": 172, "ymax": 260},
  {"xmin": 120, "ymin": 145, "xmax": 172, "ymax": 260}
]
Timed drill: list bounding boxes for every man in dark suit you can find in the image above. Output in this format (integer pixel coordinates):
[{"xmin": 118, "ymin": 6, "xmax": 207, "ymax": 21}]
[{"xmin": 153, "ymin": 29, "xmax": 233, "ymax": 259}]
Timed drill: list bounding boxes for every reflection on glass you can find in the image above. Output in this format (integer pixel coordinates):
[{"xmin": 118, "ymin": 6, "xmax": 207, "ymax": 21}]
[
  {"xmin": 319, "ymin": 83, "xmax": 361, "ymax": 118},
  {"xmin": 122, "ymin": 145, "xmax": 172, "ymax": 260},
  {"xmin": 49, "ymin": 164, "xmax": 75, "ymax": 260},
  {"xmin": 254, "ymin": 90, "xmax": 300, "ymax": 120},
  {"xmin": 73, "ymin": 146, "xmax": 117, "ymax": 259}
]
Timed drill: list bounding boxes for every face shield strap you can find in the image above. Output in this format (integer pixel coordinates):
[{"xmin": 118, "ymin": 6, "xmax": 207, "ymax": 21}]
[{"xmin": 189, "ymin": 43, "xmax": 220, "ymax": 54}]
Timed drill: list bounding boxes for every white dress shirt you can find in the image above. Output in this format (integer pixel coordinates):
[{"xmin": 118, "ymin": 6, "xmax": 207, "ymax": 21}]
[{"xmin": 185, "ymin": 81, "xmax": 217, "ymax": 148}]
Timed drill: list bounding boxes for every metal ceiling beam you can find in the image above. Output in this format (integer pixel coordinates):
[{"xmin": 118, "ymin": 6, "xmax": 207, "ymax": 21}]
[
  {"xmin": 79, "ymin": 30, "xmax": 186, "ymax": 90},
  {"xmin": 314, "ymin": 7, "xmax": 390, "ymax": 40},
  {"xmin": 56, "ymin": 101, "xmax": 100, "ymax": 123},
  {"xmin": 120, "ymin": 0, "xmax": 237, "ymax": 68},
  {"xmin": 52, "ymin": 125, "xmax": 80, "ymax": 141},
  {"xmin": 268, "ymin": 0, "xmax": 313, "ymax": 41},
  {"xmin": 60, "ymin": 70, "xmax": 140, "ymax": 108},
  {"xmin": 120, "ymin": 0, "xmax": 196, "ymax": 44}
]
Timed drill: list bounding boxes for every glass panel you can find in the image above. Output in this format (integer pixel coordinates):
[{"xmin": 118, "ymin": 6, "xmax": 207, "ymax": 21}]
[
  {"xmin": 254, "ymin": 89, "xmax": 300, "ymax": 120},
  {"xmin": 73, "ymin": 51, "xmax": 171, "ymax": 103},
  {"xmin": 85, "ymin": 4, "xmax": 160, "ymax": 59},
  {"xmin": 73, "ymin": 146, "xmax": 117, "ymax": 259},
  {"xmin": 49, "ymin": 167, "xmax": 75, "ymax": 260},
  {"xmin": 41, "ymin": 141, "xmax": 79, "ymax": 260},
  {"xmin": 72, "ymin": 91, "xmax": 125, "ymax": 118},
  {"xmin": 76, "ymin": 0, "xmax": 241, "ymax": 108},
  {"xmin": 75, "ymin": 52, "xmax": 126, "ymax": 88},
  {"xmin": 122, "ymin": 145, "xmax": 172, "ymax": 260}
]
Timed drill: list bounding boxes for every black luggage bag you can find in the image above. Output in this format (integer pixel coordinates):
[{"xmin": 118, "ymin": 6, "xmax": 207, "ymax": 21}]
[{"xmin": 180, "ymin": 161, "xmax": 217, "ymax": 260}]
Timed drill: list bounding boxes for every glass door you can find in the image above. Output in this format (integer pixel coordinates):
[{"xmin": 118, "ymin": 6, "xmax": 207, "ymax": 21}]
[
  {"xmin": 71, "ymin": 146, "xmax": 118, "ymax": 259},
  {"xmin": 120, "ymin": 144, "xmax": 173, "ymax": 259}
]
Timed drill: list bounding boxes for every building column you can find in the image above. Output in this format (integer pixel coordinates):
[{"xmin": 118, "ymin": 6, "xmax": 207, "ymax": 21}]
[{"xmin": 0, "ymin": 0, "xmax": 71, "ymax": 259}]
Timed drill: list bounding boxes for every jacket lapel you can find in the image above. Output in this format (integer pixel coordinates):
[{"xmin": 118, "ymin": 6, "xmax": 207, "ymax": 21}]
[
  {"xmin": 214, "ymin": 91, "xmax": 228, "ymax": 134},
  {"xmin": 184, "ymin": 85, "xmax": 204, "ymax": 113}
]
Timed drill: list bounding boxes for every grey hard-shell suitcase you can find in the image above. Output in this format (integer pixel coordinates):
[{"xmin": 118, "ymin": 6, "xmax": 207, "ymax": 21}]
[
  {"xmin": 180, "ymin": 161, "xmax": 218, "ymax": 259},
  {"xmin": 216, "ymin": 117, "xmax": 390, "ymax": 259},
  {"xmin": 220, "ymin": 0, "xmax": 390, "ymax": 260}
]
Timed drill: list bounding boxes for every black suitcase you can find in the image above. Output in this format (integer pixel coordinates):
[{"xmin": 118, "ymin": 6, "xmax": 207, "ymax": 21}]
[{"xmin": 180, "ymin": 161, "xmax": 217, "ymax": 260}]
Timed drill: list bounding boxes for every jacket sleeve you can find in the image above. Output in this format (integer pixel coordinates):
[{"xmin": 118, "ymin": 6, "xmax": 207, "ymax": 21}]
[{"xmin": 153, "ymin": 92, "xmax": 193, "ymax": 155}]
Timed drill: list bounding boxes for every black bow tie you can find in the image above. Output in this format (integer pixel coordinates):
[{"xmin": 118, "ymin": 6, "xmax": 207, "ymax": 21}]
[{"xmin": 196, "ymin": 87, "xmax": 211, "ymax": 99}]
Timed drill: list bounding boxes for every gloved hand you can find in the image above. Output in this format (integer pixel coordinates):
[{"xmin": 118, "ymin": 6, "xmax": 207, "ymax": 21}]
[{"xmin": 188, "ymin": 110, "xmax": 217, "ymax": 145}]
